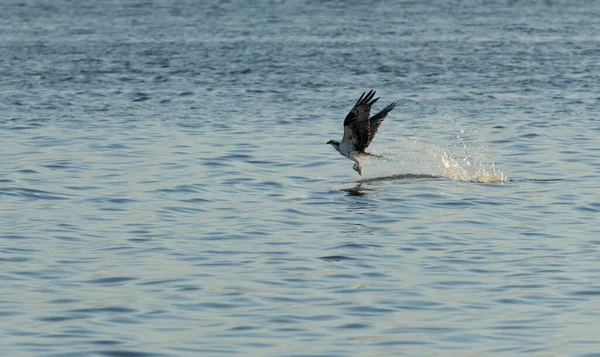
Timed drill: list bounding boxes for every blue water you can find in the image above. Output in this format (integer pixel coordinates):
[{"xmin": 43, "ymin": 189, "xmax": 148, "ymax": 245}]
[{"xmin": 2, "ymin": 1, "xmax": 600, "ymax": 356}]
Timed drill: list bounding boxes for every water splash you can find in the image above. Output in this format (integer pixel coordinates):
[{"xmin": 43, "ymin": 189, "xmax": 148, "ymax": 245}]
[
  {"xmin": 370, "ymin": 114, "xmax": 508, "ymax": 183},
  {"xmin": 440, "ymin": 150, "xmax": 508, "ymax": 183},
  {"xmin": 437, "ymin": 114, "xmax": 508, "ymax": 183}
]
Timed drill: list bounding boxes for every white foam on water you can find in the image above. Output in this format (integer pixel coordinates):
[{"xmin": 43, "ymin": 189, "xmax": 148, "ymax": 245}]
[{"xmin": 364, "ymin": 114, "xmax": 509, "ymax": 183}]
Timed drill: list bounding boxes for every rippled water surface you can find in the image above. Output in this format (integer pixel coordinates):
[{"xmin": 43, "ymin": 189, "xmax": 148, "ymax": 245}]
[{"xmin": 2, "ymin": 1, "xmax": 600, "ymax": 356}]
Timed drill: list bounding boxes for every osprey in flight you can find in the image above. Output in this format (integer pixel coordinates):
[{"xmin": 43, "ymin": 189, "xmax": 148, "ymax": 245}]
[{"xmin": 327, "ymin": 90, "xmax": 397, "ymax": 175}]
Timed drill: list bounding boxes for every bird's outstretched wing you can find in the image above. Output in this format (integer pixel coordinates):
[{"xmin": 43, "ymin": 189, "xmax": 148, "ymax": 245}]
[
  {"xmin": 366, "ymin": 101, "xmax": 397, "ymax": 147},
  {"xmin": 342, "ymin": 90, "xmax": 379, "ymax": 152}
]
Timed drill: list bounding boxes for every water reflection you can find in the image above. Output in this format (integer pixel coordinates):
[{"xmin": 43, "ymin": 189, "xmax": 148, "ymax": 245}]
[{"xmin": 342, "ymin": 183, "xmax": 368, "ymax": 197}]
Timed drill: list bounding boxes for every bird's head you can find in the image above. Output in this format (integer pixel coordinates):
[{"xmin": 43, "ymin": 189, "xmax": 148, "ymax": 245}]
[{"xmin": 326, "ymin": 140, "xmax": 340, "ymax": 150}]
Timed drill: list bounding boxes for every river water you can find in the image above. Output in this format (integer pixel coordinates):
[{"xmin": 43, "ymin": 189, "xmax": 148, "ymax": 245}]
[{"xmin": 2, "ymin": 1, "xmax": 600, "ymax": 356}]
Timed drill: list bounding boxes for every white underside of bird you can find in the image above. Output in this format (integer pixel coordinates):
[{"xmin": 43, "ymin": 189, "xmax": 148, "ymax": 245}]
[
  {"xmin": 337, "ymin": 142, "xmax": 362, "ymax": 175},
  {"xmin": 337, "ymin": 141, "xmax": 355, "ymax": 159}
]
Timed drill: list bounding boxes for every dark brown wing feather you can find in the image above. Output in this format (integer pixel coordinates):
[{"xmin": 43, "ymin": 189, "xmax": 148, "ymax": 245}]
[
  {"xmin": 366, "ymin": 101, "xmax": 397, "ymax": 147},
  {"xmin": 342, "ymin": 90, "xmax": 380, "ymax": 152}
]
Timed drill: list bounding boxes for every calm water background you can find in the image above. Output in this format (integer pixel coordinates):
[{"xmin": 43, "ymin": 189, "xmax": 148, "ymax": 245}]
[{"xmin": 2, "ymin": 1, "xmax": 600, "ymax": 356}]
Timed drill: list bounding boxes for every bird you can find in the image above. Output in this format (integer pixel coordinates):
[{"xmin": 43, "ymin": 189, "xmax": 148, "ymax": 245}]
[{"xmin": 327, "ymin": 90, "xmax": 397, "ymax": 175}]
